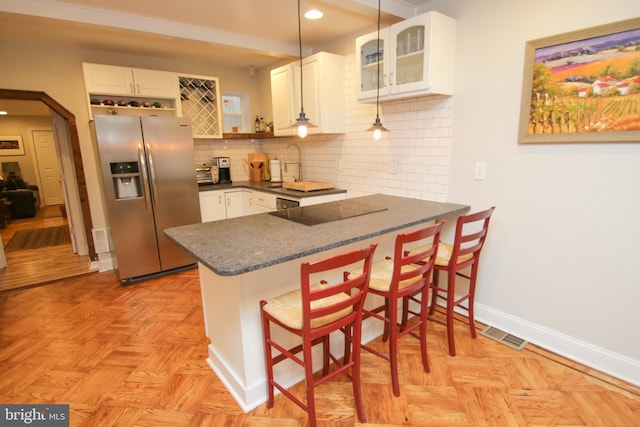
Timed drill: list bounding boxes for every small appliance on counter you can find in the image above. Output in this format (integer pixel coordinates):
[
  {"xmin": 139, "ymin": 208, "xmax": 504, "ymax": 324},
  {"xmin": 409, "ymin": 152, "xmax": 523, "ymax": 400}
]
[
  {"xmin": 196, "ymin": 163, "xmax": 219, "ymax": 185},
  {"xmin": 215, "ymin": 157, "xmax": 232, "ymax": 183}
]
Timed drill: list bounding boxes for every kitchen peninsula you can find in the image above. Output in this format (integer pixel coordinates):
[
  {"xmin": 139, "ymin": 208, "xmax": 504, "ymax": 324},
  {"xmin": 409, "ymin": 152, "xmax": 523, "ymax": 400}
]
[{"xmin": 165, "ymin": 194, "xmax": 469, "ymax": 411}]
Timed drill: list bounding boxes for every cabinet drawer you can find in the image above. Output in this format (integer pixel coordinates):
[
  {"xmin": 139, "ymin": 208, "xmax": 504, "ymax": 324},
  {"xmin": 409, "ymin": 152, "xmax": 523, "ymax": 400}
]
[{"xmin": 249, "ymin": 191, "xmax": 277, "ymax": 210}]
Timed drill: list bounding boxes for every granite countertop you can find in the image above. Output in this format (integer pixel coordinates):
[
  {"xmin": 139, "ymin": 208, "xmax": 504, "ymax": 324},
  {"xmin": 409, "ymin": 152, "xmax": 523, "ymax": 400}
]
[
  {"xmin": 198, "ymin": 180, "xmax": 347, "ymax": 199},
  {"xmin": 165, "ymin": 194, "xmax": 469, "ymax": 276}
]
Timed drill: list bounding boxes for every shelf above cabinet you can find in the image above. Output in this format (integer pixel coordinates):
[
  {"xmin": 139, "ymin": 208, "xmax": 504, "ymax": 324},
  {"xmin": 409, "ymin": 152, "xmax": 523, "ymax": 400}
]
[
  {"xmin": 92, "ymin": 105, "xmax": 176, "ymax": 112},
  {"xmin": 88, "ymin": 95, "xmax": 177, "ymax": 118},
  {"xmin": 222, "ymin": 132, "xmax": 279, "ymax": 139}
]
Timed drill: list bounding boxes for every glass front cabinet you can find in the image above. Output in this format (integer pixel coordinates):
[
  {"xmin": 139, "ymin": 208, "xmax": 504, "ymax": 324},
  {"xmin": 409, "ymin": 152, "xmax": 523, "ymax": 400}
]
[{"xmin": 355, "ymin": 11, "xmax": 457, "ymax": 102}]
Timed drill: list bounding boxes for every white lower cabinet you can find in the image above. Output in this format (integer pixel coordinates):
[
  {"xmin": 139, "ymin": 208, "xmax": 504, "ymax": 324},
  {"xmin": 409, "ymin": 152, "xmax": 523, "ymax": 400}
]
[
  {"xmin": 200, "ymin": 189, "xmax": 252, "ymax": 221},
  {"xmin": 200, "ymin": 189, "xmax": 345, "ymax": 221},
  {"xmin": 225, "ymin": 190, "xmax": 251, "ymax": 219},
  {"xmin": 248, "ymin": 191, "xmax": 277, "ymax": 214},
  {"xmin": 199, "ymin": 190, "xmax": 226, "ymax": 222}
]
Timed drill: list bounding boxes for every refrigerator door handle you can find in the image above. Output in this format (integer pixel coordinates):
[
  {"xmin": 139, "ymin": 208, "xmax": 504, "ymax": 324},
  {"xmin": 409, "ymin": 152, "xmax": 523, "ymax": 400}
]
[
  {"xmin": 138, "ymin": 144, "xmax": 153, "ymax": 213},
  {"xmin": 146, "ymin": 143, "xmax": 160, "ymax": 211}
]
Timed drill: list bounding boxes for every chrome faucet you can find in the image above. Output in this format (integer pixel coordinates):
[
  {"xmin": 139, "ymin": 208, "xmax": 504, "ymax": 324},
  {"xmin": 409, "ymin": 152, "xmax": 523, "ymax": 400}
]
[{"xmin": 285, "ymin": 143, "xmax": 302, "ymax": 182}]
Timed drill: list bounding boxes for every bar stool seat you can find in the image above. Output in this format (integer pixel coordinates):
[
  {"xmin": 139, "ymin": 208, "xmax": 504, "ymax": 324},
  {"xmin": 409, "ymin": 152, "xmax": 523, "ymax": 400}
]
[
  {"xmin": 262, "ymin": 282, "xmax": 354, "ymax": 329},
  {"xmin": 367, "ymin": 258, "xmax": 424, "ymax": 292}
]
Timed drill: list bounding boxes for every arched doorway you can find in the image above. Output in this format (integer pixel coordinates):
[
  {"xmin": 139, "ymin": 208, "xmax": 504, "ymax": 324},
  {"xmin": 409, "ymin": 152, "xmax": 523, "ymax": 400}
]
[{"xmin": 0, "ymin": 88, "xmax": 96, "ymax": 260}]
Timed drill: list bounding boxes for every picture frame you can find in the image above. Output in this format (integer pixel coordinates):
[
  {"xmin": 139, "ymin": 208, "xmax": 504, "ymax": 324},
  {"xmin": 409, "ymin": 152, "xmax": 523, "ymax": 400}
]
[
  {"xmin": 518, "ymin": 18, "xmax": 640, "ymax": 144},
  {"xmin": 0, "ymin": 135, "xmax": 25, "ymax": 156}
]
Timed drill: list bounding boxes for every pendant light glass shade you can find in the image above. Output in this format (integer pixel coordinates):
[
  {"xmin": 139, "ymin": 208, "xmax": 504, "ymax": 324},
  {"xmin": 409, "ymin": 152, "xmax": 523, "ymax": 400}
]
[
  {"xmin": 291, "ymin": 108, "xmax": 316, "ymax": 138},
  {"xmin": 291, "ymin": 0, "xmax": 315, "ymax": 138},
  {"xmin": 367, "ymin": 117, "xmax": 389, "ymax": 140},
  {"xmin": 366, "ymin": 0, "xmax": 388, "ymax": 139}
]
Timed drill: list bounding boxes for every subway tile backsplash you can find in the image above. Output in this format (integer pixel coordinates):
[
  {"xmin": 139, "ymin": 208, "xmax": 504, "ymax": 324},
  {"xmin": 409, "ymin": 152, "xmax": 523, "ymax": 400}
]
[{"xmin": 193, "ymin": 54, "xmax": 452, "ymax": 201}]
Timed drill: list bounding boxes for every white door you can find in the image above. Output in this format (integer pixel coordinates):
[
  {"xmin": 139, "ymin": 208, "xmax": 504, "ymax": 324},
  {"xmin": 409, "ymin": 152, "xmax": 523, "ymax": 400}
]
[{"xmin": 32, "ymin": 130, "xmax": 64, "ymax": 205}]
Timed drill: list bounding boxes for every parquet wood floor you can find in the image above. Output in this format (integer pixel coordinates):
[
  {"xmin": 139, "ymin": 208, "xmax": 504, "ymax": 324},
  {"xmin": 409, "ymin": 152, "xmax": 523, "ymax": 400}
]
[
  {"xmin": 1, "ymin": 269, "xmax": 639, "ymax": 426},
  {"xmin": 0, "ymin": 208, "xmax": 95, "ymax": 293}
]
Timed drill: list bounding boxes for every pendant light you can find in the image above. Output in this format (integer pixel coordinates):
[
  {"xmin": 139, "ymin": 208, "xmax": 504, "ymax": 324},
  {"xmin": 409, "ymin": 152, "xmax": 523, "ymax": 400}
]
[
  {"xmin": 290, "ymin": 0, "xmax": 316, "ymax": 138},
  {"xmin": 366, "ymin": 0, "xmax": 389, "ymax": 140}
]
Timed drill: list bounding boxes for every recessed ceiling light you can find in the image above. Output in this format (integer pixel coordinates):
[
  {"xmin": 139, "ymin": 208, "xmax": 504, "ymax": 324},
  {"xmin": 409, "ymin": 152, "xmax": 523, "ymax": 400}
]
[
  {"xmin": 0, "ymin": 111, "xmax": 7, "ymax": 115},
  {"xmin": 304, "ymin": 9, "xmax": 323, "ymax": 20}
]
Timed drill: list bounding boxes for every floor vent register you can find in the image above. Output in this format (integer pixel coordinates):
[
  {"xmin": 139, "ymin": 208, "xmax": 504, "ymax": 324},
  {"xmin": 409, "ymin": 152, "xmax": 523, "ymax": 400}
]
[{"xmin": 480, "ymin": 326, "xmax": 528, "ymax": 351}]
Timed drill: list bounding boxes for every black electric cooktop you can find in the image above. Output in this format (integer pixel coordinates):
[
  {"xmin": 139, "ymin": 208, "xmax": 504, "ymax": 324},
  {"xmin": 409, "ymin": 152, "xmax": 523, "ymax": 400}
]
[{"xmin": 269, "ymin": 199, "xmax": 388, "ymax": 226}]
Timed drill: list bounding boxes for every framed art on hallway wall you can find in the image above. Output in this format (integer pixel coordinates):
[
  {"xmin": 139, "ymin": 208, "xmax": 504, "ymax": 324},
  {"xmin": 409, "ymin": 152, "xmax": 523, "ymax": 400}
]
[
  {"xmin": 0, "ymin": 135, "xmax": 25, "ymax": 156},
  {"xmin": 518, "ymin": 17, "xmax": 640, "ymax": 144}
]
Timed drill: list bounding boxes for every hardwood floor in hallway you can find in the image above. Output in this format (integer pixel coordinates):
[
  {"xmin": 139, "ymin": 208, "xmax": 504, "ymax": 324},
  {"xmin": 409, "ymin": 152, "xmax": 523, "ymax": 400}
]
[
  {"xmin": 1, "ymin": 268, "xmax": 638, "ymax": 426},
  {"xmin": 0, "ymin": 205, "xmax": 96, "ymax": 293}
]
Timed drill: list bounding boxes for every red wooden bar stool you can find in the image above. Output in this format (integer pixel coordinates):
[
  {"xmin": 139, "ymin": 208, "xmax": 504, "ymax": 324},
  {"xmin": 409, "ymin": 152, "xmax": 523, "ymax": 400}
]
[
  {"xmin": 260, "ymin": 243, "xmax": 377, "ymax": 427},
  {"xmin": 346, "ymin": 222, "xmax": 443, "ymax": 397},
  {"xmin": 405, "ymin": 207, "xmax": 495, "ymax": 356}
]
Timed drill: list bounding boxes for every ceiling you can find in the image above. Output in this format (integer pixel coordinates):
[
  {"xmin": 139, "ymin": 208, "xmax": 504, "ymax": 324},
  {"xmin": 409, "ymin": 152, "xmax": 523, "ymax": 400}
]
[
  {"xmin": 0, "ymin": 0, "xmax": 435, "ymax": 69},
  {"xmin": 0, "ymin": 0, "xmax": 435, "ymax": 116}
]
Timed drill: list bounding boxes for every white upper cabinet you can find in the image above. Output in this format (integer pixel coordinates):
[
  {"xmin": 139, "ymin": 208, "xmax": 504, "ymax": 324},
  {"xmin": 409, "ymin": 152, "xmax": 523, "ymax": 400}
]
[
  {"xmin": 82, "ymin": 63, "xmax": 180, "ymax": 118},
  {"xmin": 83, "ymin": 63, "xmax": 178, "ymax": 98},
  {"xmin": 356, "ymin": 28, "xmax": 390, "ymax": 101},
  {"xmin": 270, "ymin": 52, "xmax": 345, "ymax": 136},
  {"xmin": 270, "ymin": 63, "xmax": 296, "ymax": 136},
  {"xmin": 356, "ymin": 11, "xmax": 457, "ymax": 102}
]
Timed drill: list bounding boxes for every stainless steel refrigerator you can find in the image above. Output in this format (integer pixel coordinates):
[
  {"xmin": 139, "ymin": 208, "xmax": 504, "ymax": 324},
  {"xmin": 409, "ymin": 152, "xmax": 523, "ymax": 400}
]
[{"xmin": 93, "ymin": 115, "xmax": 201, "ymax": 283}]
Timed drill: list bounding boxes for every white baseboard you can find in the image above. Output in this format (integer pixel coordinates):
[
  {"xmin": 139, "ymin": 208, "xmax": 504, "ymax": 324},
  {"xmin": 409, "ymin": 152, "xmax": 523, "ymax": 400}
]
[
  {"xmin": 96, "ymin": 252, "xmax": 114, "ymax": 272},
  {"xmin": 474, "ymin": 303, "xmax": 640, "ymax": 387}
]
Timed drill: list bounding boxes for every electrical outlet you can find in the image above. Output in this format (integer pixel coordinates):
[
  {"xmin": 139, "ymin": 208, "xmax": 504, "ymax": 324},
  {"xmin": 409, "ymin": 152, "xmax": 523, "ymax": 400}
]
[{"xmin": 474, "ymin": 162, "xmax": 487, "ymax": 180}]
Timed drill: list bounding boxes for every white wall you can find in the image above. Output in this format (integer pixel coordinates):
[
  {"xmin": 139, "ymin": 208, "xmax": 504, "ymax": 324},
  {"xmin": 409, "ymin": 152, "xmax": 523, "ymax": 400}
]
[{"xmin": 422, "ymin": 0, "xmax": 640, "ymax": 384}]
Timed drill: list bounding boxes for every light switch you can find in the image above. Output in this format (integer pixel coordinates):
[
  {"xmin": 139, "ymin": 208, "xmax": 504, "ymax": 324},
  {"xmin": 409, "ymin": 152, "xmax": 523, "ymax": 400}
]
[{"xmin": 474, "ymin": 162, "xmax": 487, "ymax": 180}]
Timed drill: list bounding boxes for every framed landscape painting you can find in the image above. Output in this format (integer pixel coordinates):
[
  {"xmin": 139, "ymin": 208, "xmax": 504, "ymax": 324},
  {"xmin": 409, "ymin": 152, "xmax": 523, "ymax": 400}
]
[
  {"xmin": 0, "ymin": 135, "xmax": 25, "ymax": 156},
  {"xmin": 518, "ymin": 18, "xmax": 640, "ymax": 144}
]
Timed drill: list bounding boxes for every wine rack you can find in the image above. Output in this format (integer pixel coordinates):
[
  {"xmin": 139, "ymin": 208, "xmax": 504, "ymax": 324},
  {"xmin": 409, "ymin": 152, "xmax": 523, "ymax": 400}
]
[{"xmin": 179, "ymin": 75, "xmax": 223, "ymax": 138}]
